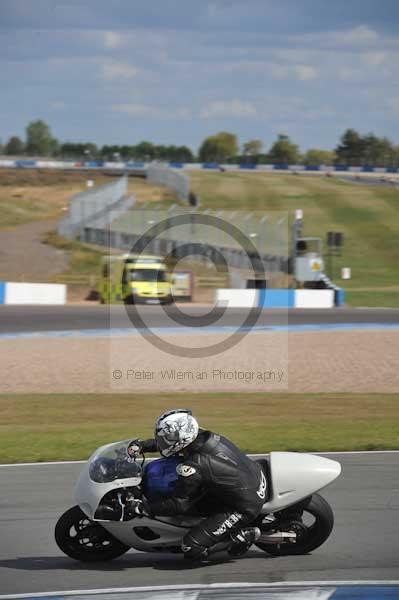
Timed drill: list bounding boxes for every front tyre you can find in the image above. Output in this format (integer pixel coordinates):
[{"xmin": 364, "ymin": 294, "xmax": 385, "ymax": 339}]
[
  {"xmin": 256, "ymin": 493, "xmax": 334, "ymax": 556},
  {"xmin": 55, "ymin": 505, "xmax": 129, "ymax": 562}
]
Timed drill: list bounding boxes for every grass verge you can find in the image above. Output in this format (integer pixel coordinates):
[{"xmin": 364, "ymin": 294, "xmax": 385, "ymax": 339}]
[
  {"xmin": 1, "ymin": 393, "xmax": 398, "ymax": 463},
  {"xmin": 345, "ymin": 290, "xmax": 399, "ymax": 308},
  {"xmin": 42, "ymin": 232, "xmax": 104, "ymax": 282},
  {"xmin": 190, "ymin": 172, "xmax": 399, "ymax": 306}
]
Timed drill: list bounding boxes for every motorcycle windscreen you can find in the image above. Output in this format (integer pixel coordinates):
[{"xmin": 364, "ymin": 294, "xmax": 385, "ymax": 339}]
[{"xmin": 88, "ymin": 440, "xmax": 143, "ymax": 485}]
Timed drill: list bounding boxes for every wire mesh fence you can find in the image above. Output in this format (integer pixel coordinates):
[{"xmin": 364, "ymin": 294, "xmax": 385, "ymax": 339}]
[
  {"xmin": 146, "ymin": 164, "xmax": 190, "ymax": 202},
  {"xmin": 57, "ymin": 171, "xmax": 289, "ymax": 280},
  {"xmin": 57, "ymin": 176, "xmax": 130, "ymax": 239},
  {"xmin": 82, "ymin": 206, "xmax": 289, "ymax": 277}
]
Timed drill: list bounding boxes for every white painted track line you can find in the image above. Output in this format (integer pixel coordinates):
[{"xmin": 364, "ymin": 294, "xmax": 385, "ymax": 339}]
[
  {"xmin": 0, "ymin": 450, "xmax": 398, "ymax": 468},
  {"xmin": 1, "ymin": 581, "xmax": 399, "ymax": 599}
]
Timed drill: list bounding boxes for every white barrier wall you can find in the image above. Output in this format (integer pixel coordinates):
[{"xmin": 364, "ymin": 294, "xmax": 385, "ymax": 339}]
[
  {"xmin": 215, "ymin": 288, "xmax": 338, "ymax": 308},
  {"xmin": 4, "ymin": 282, "xmax": 66, "ymax": 305},
  {"xmin": 216, "ymin": 289, "xmax": 258, "ymax": 308},
  {"xmin": 295, "ymin": 289, "xmax": 334, "ymax": 309}
]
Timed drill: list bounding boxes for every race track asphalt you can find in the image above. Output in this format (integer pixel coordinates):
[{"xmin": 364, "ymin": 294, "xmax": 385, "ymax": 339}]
[
  {"xmin": 1, "ymin": 306, "xmax": 399, "ymax": 334},
  {"xmin": 0, "ymin": 452, "xmax": 398, "ymax": 595}
]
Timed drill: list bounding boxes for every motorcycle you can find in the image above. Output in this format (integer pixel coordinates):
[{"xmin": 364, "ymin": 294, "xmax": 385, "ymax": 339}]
[{"xmin": 55, "ymin": 438, "xmax": 341, "ymax": 562}]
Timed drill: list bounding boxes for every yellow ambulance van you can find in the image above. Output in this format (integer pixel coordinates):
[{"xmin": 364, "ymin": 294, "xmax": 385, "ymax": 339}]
[{"xmin": 98, "ymin": 254, "xmax": 173, "ymax": 304}]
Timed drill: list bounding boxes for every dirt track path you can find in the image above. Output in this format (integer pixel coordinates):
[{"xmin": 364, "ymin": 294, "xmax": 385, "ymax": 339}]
[{"xmin": 0, "ymin": 220, "xmax": 68, "ymax": 282}]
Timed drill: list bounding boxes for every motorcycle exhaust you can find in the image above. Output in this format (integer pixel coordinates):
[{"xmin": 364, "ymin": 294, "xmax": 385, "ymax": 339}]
[{"xmin": 258, "ymin": 531, "xmax": 296, "ymax": 544}]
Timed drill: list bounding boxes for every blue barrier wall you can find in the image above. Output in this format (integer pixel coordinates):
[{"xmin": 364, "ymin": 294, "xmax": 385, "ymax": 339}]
[
  {"xmin": 258, "ymin": 288, "xmax": 295, "ymax": 308},
  {"xmin": 2, "ymin": 160, "xmax": 399, "ymax": 173},
  {"xmin": 125, "ymin": 161, "xmax": 145, "ymax": 169},
  {"xmin": 15, "ymin": 159, "xmax": 36, "ymax": 168},
  {"xmin": 335, "ymin": 288, "xmax": 345, "ymax": 306},
  {"xmin": 202, "ymin": 163, "xmax": 220, "ymax": 169},
  {"xmin": 0, "ymin": 282, "xmax": 5, "ymax": 304}
]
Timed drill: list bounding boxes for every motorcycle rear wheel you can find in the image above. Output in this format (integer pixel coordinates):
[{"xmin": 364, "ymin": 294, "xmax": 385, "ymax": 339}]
[
  {"xmin": 55, "ymin": 505, "xmax": 129, "ymax": 562},
  {"xmin": 256, "ymin": 493, "xmax": 334, "ymax": 556}
]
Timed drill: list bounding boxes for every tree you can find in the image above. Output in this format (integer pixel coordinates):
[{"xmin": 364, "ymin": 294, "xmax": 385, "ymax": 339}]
[
  {"xmin": 268, "ymin": 134, "xmax": 300, "ymax": 164},
  {"xmin": 362, "ymin": 134, "xmax": 393, "ymax": 166},
  {"xmin": 49, "ymin": 137, "xmax": 60, "ymax": 157},
  {"xmin": 133, "ymin": 141, "xmax": 156, "ymax": 160},
  {"xmin": 335, "ymin": 129, "xmax": 395, "ymax": 166},
  {"xmin": 303, "ymin": 149, "xmax": 336, "ymax": 166},
  {"xmin": 392, "ymin": 145, "xmax": 399, "ymax": 168},
  {"xmin": 83, "ymin": 143, "xmax": 98, "ymax": 159},
  {"xmin": 5, "ymin": 136, "xmax": 24, "ymax": 155},
  {"xmin": 26, "ymin": 120, "xmax": 54, "ymax": 156},
  {"xmin": 242, "ymin": 139, "xmax": 263, "ymax": 156},
  {"xmin": 198, "ymin": 132, "xmax": 238, "ymax": 162},
  {"xmin": 335, "ymin": 128, "xmax": 364, "ymax": 165}
]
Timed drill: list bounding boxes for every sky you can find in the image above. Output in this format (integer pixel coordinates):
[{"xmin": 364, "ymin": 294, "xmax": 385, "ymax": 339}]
[{"xmin": 1, "ymin": 0, "xmax": 399, "ymax": 153}]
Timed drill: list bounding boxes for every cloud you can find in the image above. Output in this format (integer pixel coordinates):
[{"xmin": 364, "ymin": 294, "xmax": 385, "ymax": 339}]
[
  {"xmin": 49, "ymin": 100, "xmax": 66, "ymax": 110},
  {"xmin": 332, "ymin": 25, "xmax": 379, "ymax": 45},
  {"xmin": 218, "ymin": 60, "xmax": 318, "ymax": 82},
  {"xmin": 199, "ymin": 99, "xmax": 258, "ymax": 119},
  {"xmin": 100, "ymin": 61, "xmax": 138, "ymax": 81},
  {"xmin": 112, "ymin": 103, "xmax": 161, "ymax": 117},
  {"xmin": 111, "ymin": 103, "xmax": 192, "ymax": 119},
  {"xmin": 387, "ymin": 97, "xmax": 399, "ymax": 114},
  {"xmin": 103, "ymin": 31, "xmax": 126, "ymax": 49},
  {"xmin": 293, "ymin": 65, "xmax": 317, "ymax": 81},
  {"xmin": 265, "ymin": 63, "xmax": 318, "ymax": 81},
  {"xmin": 362, "ymin": 51, "xmax": 388, "ymax": 67}
]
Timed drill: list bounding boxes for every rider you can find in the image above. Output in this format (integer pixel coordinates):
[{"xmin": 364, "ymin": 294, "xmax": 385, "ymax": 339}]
[{"xmin": 127, "ymin": 409, "xmax": 266, "ymax": 562}]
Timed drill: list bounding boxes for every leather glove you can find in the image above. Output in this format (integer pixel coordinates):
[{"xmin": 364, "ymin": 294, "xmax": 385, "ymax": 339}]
[
  {"xmin": 125, "ymin": 496, "xmax": 152, "ymax": 519},
  {"xmin": 126, "ymin": 439, "xmax": 143, "ymax": 459},
  {"xmin": 129, "ymin": 498, "xmax": 145, "ymax": 516}
]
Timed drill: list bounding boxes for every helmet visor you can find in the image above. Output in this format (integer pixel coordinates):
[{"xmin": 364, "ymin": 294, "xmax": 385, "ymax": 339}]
[{"xmin": 156, "ymin": 429, "xmax": 181, "ymax": 456}]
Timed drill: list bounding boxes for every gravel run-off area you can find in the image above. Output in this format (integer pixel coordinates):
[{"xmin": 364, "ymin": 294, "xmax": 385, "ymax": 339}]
[{"xmin": 1, "ymin": 329, "xmax": 398, "ymax": 393}]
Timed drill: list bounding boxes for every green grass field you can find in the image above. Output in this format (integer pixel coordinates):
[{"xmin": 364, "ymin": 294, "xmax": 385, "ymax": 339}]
[
  {"xmin": 187, "ymin": 172, "xmax": 399, "ymax": 307},
  {"xmin": 0, "ymin": 169, "xmax": 173, "ymax": 229},
  {"xmin": 1, "ymin": 393, "xmax": 398, "ymax": 463}
]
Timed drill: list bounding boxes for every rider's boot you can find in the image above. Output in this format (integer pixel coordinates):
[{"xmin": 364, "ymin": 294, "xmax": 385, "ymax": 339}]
[{"xmin": 227, "ymin": 526, "xmax": 261, "ymax": 557}]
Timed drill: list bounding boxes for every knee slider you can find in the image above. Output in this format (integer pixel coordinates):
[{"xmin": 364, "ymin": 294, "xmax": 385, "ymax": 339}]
[{"xmin": 181, "ymin": 533, "xmax": 208, "ymax": 561}]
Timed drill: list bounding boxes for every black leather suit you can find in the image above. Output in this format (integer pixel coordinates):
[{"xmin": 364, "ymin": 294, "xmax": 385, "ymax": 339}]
[{"xmin": 140, "ymin": 430, "xmax": 266, "ymax": 559}]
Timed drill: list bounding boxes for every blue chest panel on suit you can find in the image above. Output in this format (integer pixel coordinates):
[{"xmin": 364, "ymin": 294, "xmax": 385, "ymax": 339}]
[{"xmin": 144, "ymin": 457, "xmax": 183, "ymax": 499}]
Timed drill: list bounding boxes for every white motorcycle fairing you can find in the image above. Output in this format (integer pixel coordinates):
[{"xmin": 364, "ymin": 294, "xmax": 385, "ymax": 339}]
[
  {"xmin": 74, "ymin": 440, "xmax": 142, "ymax": 520},
  {"xmin": 102, "ymin": 516, "xmax": 196, "ymax": 552},
  {"xmin": 261, "ymin": 452, "xmax": 341, "ymax": 512},
  {"xmin": 73, "ymin": 440, "xmax": 341, "ymax": 552}
]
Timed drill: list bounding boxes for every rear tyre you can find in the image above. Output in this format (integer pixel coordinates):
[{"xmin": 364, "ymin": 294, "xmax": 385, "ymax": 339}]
[
  {"xmin": 55, "ymin": 505, "xmax": 129, "ymax": 562},
  {"xmin": 256, "ymin": 493, "xmax": 334, "ymax": 556}
]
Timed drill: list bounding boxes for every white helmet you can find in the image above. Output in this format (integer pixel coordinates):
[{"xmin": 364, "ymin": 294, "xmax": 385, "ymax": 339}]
[{"xmin": 155, "ymin": 409, "xmax": 199, "ymax": 457}]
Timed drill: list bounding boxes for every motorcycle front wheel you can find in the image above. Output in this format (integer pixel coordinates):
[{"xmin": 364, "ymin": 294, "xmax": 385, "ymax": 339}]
[
  {"xmin": 55, "ymin": 505, "xmax": 129, "ymax": 562},
  {"xmin": 256, "ymin": 493, "xmax": 334, "ymax": 556}
]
